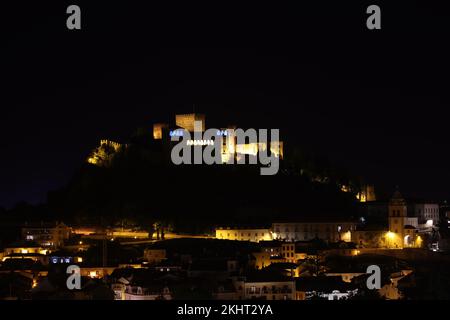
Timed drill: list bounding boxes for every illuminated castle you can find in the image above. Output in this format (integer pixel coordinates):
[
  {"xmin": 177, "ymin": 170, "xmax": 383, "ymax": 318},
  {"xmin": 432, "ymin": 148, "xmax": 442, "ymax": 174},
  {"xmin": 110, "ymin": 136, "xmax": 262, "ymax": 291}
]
[
  {"xmin": 154, "ymin": 113, "xmax": 284, "ymax": 163},
  {"xmin": 340, "ymin": 183, "xmax": 376, "ymax": 203},
  {"xmin": 87, "ymin": 139, "xmax": 127, "ymax": 166},
  {"xmin": 86, "ymin": 113, "xmax": 283, "ymax": 168},
  {"xmin": 356, "ymin": 185, "xmax": 376, "ymax": 202}
]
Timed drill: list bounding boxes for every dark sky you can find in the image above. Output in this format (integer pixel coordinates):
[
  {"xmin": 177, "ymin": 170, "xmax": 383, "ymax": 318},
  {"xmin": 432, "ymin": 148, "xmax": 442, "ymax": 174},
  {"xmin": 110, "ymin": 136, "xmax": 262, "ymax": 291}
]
[{"xmin": 1, "ymin": 1, "xmax": 450, "ymax": 208}]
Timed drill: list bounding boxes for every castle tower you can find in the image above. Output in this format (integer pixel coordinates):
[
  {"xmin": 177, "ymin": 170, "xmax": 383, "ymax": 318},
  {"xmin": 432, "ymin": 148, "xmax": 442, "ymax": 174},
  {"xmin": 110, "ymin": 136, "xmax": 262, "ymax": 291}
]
[
  {"xmin": 388, "ymin": 189, "xmax": 407, "ymax": 248},
  {"xmin": 366, "ymin": 185, "xmax": 376, "ymax": 202},
  {"xmin": 175, "ymin": 113, "xmax": 205, "ymax": 132},
  {"xmin": 153, "ymin": 123, "xmax": 168, "ymax": 140}
]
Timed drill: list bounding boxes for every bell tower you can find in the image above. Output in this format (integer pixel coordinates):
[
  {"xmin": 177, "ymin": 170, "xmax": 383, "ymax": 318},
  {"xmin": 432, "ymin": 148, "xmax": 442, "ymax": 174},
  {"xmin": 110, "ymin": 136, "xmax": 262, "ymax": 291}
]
[{"xmin": 388, "ymin": 189, "xmax": 407, "ymax": 248}]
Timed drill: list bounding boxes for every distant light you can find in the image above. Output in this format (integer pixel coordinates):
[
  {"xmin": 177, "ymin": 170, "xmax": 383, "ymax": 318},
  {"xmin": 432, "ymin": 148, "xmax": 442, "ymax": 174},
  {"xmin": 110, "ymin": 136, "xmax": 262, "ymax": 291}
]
[
  {"xmin": 169, "ymin": 130, "xmax": 184, "ymax": 137},
  {"xmin": 79, "ymin": 241, "xmax": 83, "ymax": 245},
  {"xmin": 21, "ymin": 249, "xmax": 28, "ymax": 254},
  {"xmin": 77, "ymin": 257, "xmax": 83, "ymax": 263}
]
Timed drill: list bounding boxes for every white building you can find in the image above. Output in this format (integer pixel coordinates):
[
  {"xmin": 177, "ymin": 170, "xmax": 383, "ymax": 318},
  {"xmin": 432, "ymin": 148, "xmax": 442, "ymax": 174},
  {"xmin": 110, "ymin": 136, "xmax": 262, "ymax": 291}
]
[
  {"xmin": 272, "ymin": 220, "xmax": 356, "ymax": 242},
  {"xmin": 410, "ymin": 203, "xmax": 440, "ymax": 227}
]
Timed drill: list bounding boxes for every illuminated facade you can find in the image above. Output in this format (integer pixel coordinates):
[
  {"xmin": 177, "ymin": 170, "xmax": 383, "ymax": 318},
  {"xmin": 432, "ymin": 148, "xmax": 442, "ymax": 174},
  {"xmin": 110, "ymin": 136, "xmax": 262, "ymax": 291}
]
[
  {"xmin": 175, "ymin": 113, "xmax": 206, "ymax": 132},
  {"xmin": 356, "ymin": 185, "xmax": 376, "ymax": 202},
  {"xmin": 410, "ymin": 203, "xmax": 440, "ymax": 227},
  {"xmin": 22, "ymin": 222, "xmax": 71, "ymax": 248},
  {"xmin": 216, "ymin": 221, "xmax": 355, "ymax": 244},
  {"xmin": 1, "ymin": 242, "xmax": 48, "ymax": 263},
  {"xmin": 253, "ymin": 252, "xmax": 285, "ymax": 270},
  {"xmin": 157, "ymin": 114, "xmax": 284, "ymax": 163},
  {"xmin": 272, "ymin": 221, "xmax": 355, "ymax": 242},
  {"xmin": 87, "ymin": 140, "xmax": 127, "ymax": 166},
  {"xmin": 354, "ymin": 190, "xmax": 422, "ymax": 249},
  {"xmin": 216, "ymin": 228, "xmax": 272, "ymax": 242},
  {"xmin": 153, "ymin": 123, "xmax": 168, "ymax": 140},
  {"xmin": 340, "ymin": 184, "xmax": 376, "ymax": 203},
  {"xmin": 388, "ymin": 190, "xmax": 420, "ymax": 249}
]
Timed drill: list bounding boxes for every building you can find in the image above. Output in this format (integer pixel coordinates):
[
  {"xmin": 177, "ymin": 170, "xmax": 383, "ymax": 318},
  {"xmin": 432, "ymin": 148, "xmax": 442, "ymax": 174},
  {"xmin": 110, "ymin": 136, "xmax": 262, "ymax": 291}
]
[
  {"xmin": 252, "ymin": 252, "xmax": 286, "ymax": 270},
  {"xmin": 354, "ymin": 190, "xmax": 423, "ymax": 249},
  {"xmin": 143, "ymin": 249, "xmax": 167, "ymax": 265},
  {"xmin": 123, "ymin": 285, "xmax": 172, "ymax": 300},
  {"xmin": 362, "ymin": 194, "xmax": 439, "ymax": 229},
  {"xmin": 234, "ymin": 272, "xmax": 296, "ymax": 300},
  {"xmin": 352, "ymin": 227, "xmax": 388, "ymax": 248},
  {"xmin": 175, "ymin": 113, "xmax": 206, "ymax": 132},
  {"xmin": 215, "ymin": 227, "xmax": 272, "ymax": 242},
  {"xmin": 272, "ymin": 220, "xmax": 356, "ymax": 242},
  {"xmin": 153, "ymin": 123, "xmax": 169, "ymax": 140},
  {"xmin": 1, "ymin": 241, "xmax": 48, "ymax": 264},
  {"xmin": 22, "ymin": 222, "xmax": 71, "ymax": 249},
  {"xmin": 188, "ymin": 258, "xmax": 238, "ymax": 281},
  {"xmin": 388, "ymin": 190, "xmax": 419, "ymax": 249},
  {"xmin": 409, "ymin": 202, "xmax": 440, "ymax": 227},
  {"xmin": 356, "ymin": 184, "xmax": 377, "ymax": 203},
  {"xmin": 157, "ymin": 113, "xmax": 284, "ymax": 164}
]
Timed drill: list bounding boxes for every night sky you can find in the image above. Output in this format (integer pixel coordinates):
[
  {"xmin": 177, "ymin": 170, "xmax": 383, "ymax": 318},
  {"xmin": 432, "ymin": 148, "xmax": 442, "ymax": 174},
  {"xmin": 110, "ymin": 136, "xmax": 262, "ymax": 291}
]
[{"xmin": 1, "ymin": 1, "xmax": 450, "ymax": 208}]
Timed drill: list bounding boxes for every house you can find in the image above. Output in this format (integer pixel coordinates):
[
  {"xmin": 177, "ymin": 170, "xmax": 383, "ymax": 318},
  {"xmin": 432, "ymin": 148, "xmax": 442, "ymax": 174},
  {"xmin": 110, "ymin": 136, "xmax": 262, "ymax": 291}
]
[
  {"xmin": 233, "ymin": 271, "xmax": 295, "ymax": 300},
  {"xmin": 1, "ymin": 241, "xmax": 48, "ymax": 265},
  {"xmin": 22, "ymin": 222, "xmax": 71, "ymax": 249},
  {"xmin": 143, "ymin": 248, "xmax": 167, "ymax": 265},
  {"xmin": 188, "ymin": 258, "xmax": 238, "ymax": 280}
]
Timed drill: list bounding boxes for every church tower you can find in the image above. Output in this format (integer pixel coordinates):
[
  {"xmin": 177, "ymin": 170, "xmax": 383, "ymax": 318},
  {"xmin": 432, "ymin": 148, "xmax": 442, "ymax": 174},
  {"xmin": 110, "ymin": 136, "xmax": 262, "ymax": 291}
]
[{"xmin": 388, "ymin": 189, "xmax": 407, "ymax": 248}]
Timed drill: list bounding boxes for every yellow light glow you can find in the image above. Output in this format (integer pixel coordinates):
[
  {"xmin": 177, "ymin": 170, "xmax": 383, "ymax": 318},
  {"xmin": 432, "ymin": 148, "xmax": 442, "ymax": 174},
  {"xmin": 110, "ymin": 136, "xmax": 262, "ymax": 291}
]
[
  {"xmin": 32, "ymin": 279, "xmax": 38, "ymax": 288},
  {"xmin": 386, "ymin": 231, "xmax": 395, "ymax": 239},
  {"xmin": 79, "ymin": 241, "xmax": 83, "ymax": 245},
  {"xmin": 89, "ymin": 271, "xmax": 97, "ymax": 278},
  {"xmin": 21, "ymin": 249, "xmax": 28, "ymax": 254},
  {"xmin": 341, "ymin": 231, "xmax": 352, "ymax": 242},
  {"xmin": 77, "ymin": 257, "xmax": 83, "ymax": 263},
  {"xmin": 416, "ymin": 236, "xmax": 423, "ymax": 247}
]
